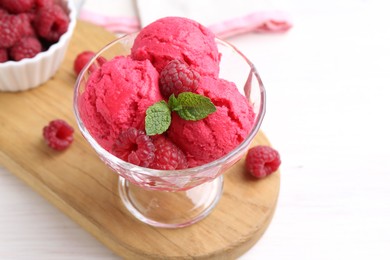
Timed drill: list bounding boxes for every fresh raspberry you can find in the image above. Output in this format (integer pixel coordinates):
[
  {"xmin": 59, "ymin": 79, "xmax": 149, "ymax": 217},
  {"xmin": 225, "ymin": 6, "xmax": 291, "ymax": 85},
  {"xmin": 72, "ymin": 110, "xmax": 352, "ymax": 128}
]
[
  {"xmin": 0, "ymin": 7, "xmax": 8, "ymax": 17},
  {"xmin": 35, "ymin": 0, "xmax": 54, "ymax": 8},
  {"xmin": 34, "ymin": 4, "xmax": 69, "ymax": 42},
  {"xmin": 149, "ymin": 136, "xmax": 188, "ymax": 170},
  {"xmin": 9, "ymin": 36, "xmax": 42, "ymax": 61},
  {"xmin": 43, "ymin": 119, "xmax": 74, "ymax": 151},
  {"xmin": 18, "ymin": 13, "xmax": 35, "ymax": 36},
  {"xmin": 0, "ymin": 0, "xmax": 35, "ymax": 14},
  {"xmin": 112, "ymin": 128, "xmax": 155, "ymax": 167},
  {"xmin": 74, "ymin": 51, "xmax": 95, "ymax": 76},
  {"xmin": 73, "ymin": 51, "xmax": 107, "ymax": 76},
  {"xmin": 0, "ymin": 14, "xmax": 24, "ymax": 48},
  {"xmin": 0, "ymin": 48, "xmax": 8, "ymax": 63},
  {"xmin": 245, "ymin": 146, "xmax": 281, "ymax": 178},
  {"xmin": 159, "ymin": 59, "xmax": 200, "ymax": 98}
]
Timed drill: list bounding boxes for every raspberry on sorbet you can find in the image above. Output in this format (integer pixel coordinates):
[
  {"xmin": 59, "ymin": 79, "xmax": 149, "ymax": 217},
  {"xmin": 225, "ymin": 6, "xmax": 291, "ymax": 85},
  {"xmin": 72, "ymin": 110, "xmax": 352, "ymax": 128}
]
[
  {"xmin": 149, "ymin": 135, "xmax": 188, "ymax": 170},
  {"xmin": 112, "ymin": 128, "xmax": 156, "ymax": 167},
  {"xmin": 159, "ymin": 59, "xmax": 200, "ymax": 98}
]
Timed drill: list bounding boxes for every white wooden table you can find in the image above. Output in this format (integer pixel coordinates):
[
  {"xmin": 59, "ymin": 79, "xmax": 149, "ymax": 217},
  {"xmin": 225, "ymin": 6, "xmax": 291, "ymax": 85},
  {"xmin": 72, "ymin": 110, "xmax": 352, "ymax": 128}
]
[{"xmin": 1, "ymin": 0, "xmax": 389, "ymax": 259}]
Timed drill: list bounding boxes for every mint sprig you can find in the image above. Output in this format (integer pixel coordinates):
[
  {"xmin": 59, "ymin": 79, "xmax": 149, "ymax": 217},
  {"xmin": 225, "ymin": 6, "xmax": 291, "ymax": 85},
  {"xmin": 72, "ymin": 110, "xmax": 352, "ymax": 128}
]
[
  {"xmin": 145, "ymin": 92, "xmax": 216, "ymax": 135},
  {"xmin": 145, "ymin": 100, "xmax": 171, "ymax": 135},
  {"xmin": 171, "ymin": 93, "xmax": 216, "ymax": 121}
]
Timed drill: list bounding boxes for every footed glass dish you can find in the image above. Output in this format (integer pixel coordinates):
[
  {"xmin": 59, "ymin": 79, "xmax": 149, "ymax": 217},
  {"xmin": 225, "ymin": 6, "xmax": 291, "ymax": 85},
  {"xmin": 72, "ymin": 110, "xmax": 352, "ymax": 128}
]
[{"xmin": 73, "ymin": 34, "xmax": 265, "ymax": 228}]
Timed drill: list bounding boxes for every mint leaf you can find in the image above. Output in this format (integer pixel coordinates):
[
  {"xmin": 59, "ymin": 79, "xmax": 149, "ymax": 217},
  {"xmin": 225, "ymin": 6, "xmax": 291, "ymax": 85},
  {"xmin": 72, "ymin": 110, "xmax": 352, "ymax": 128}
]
[
  {"xmin": 168, "ymin": 94, "xmax": 182, "ymax": 111},
  {"xmin": 145, "ymin": 101, "xmax": 171, "ymax": 135},
  {"xmin": 175, "ymin": 92, "xmax": 216, "ymax": 121},
  {"xmin": 145, "ymin": 92, "xmax": 216, "ymax": 135}
]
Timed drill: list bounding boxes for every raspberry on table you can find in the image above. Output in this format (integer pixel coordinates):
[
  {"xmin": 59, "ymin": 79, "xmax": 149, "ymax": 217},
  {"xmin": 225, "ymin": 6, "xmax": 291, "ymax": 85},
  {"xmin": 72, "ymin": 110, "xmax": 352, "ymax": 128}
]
[
  {"xmin": 149, "ymin": 135, "xmax": 188, "ymax": 170},
  {"xmin": 0, "ymin": 14, "xmax": 24, "ymax": 48},
  {"xmin": 74, "ymin": 51, "xmax": 95, "ymax": 76},
  {"xmin": 9, "ymin": 36, "xmax": 42, "ymax": 61},
  {"xmin": 112, "ymin": 128, "xmax": 156, "ymax": 167},
  {"xmin": 245, "ymin": 145, "xmax": 281, "ymax": 178},
  {"xmin": 0, "ymin": 48, "xmax": 8, "ymax": 63},
  {"xmin": 34, "ymin": 4, "xmax": 69, "ymax": 42},
  {"xmin": 0, "ymin": 0, "xmax": 35, "ymax": 14},
  {"xmin": 159, "ymin": 59, "xmax": 200, "ymax": 98},
  {"xmin": 73, "ymin": 51, "xmax": 107, "ymax": 76},
  {"xmin": 43, "ymin": 119, "xmax": 74, "ymax": 151}
]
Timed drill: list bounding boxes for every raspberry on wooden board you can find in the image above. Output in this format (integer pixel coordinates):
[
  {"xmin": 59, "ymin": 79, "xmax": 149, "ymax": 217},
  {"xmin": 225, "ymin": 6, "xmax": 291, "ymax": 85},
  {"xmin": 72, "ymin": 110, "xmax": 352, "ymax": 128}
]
[
  {"xmin": 245, "ymin": 146, "xmax": 281, "ymax": 178},
  {"xmin": 73, "ymin": 51, "xmax": 96, "ymax": 76},
  {"xmin": 73, "ymin": 51, "xmax": 107, "ymax": 76},
  {"xmin": 43, "ymin": 119, "xmax": 74, "ymax": 151}
]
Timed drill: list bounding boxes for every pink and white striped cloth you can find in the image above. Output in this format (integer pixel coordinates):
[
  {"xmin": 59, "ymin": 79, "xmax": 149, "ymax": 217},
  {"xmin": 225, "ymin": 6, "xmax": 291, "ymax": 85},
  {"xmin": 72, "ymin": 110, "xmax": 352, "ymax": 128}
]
[
  {"xmin": 208, "ymin": 11, "xmax": 292, "ymax": 38},
  {"xmin": 78, "ymin": 2, "xmax": 292, "ymax": 38},
  {"xmin": 79, "ymin": 10, "xmax": 140, "ymax": 34}
]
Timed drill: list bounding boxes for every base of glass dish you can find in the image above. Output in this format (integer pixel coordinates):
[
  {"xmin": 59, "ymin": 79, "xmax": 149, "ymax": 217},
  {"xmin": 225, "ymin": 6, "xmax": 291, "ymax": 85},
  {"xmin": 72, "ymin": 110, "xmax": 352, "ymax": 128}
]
[{"xmin": 118, "ymin": 175, "xmax": 224, "ymax": 228}]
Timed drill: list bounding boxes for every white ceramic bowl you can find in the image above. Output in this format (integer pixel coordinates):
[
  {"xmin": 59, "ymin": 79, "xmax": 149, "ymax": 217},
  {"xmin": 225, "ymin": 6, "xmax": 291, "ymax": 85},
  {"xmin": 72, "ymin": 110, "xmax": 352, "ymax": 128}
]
[{"xmin": 0, "ymin": 0, "xmax": 77, "ymax": 92}]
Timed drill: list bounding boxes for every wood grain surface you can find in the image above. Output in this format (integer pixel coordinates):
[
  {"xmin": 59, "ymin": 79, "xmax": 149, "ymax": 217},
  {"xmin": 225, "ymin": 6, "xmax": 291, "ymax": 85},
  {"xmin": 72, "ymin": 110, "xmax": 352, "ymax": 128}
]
[{"xmin": 0, "ymin": 21, "xmax": 280, "ymax": 259}]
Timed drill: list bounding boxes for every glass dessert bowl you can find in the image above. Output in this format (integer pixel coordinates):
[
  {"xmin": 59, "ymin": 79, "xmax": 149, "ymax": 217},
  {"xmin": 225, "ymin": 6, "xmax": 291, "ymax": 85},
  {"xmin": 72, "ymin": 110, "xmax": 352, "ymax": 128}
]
[{"xmin": 73, "ymin": 34, "xmax": 265, "ymax": 228}]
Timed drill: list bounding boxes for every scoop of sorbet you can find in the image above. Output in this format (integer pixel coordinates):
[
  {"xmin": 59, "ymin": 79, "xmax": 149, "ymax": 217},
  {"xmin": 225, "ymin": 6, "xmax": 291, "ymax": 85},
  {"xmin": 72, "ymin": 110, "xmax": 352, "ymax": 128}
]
[
  {"xmin": 167, "ymin": 77, "xmax": 255, "ymax": 167},
  {"xmin": 79, "ymin": 56, "xmax": 162, "ymax": 151},
  {"xmin": 131, "ymin": 16, "xmax": 221, "ymax": 78}
]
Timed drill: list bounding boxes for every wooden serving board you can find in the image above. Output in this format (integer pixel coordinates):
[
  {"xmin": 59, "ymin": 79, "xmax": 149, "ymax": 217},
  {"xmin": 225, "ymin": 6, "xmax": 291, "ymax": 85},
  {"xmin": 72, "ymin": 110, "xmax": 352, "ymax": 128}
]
[{"xmin": 0, "ymin": 21, "xmax": 280, "ymax": 259}]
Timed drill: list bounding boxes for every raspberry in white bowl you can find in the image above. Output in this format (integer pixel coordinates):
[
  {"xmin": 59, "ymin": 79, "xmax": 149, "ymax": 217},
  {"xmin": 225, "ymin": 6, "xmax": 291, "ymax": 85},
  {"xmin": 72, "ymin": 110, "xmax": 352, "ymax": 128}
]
[{"xmin": 0, "ymin": 0, "xmax": 76, "ymax": 92}]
